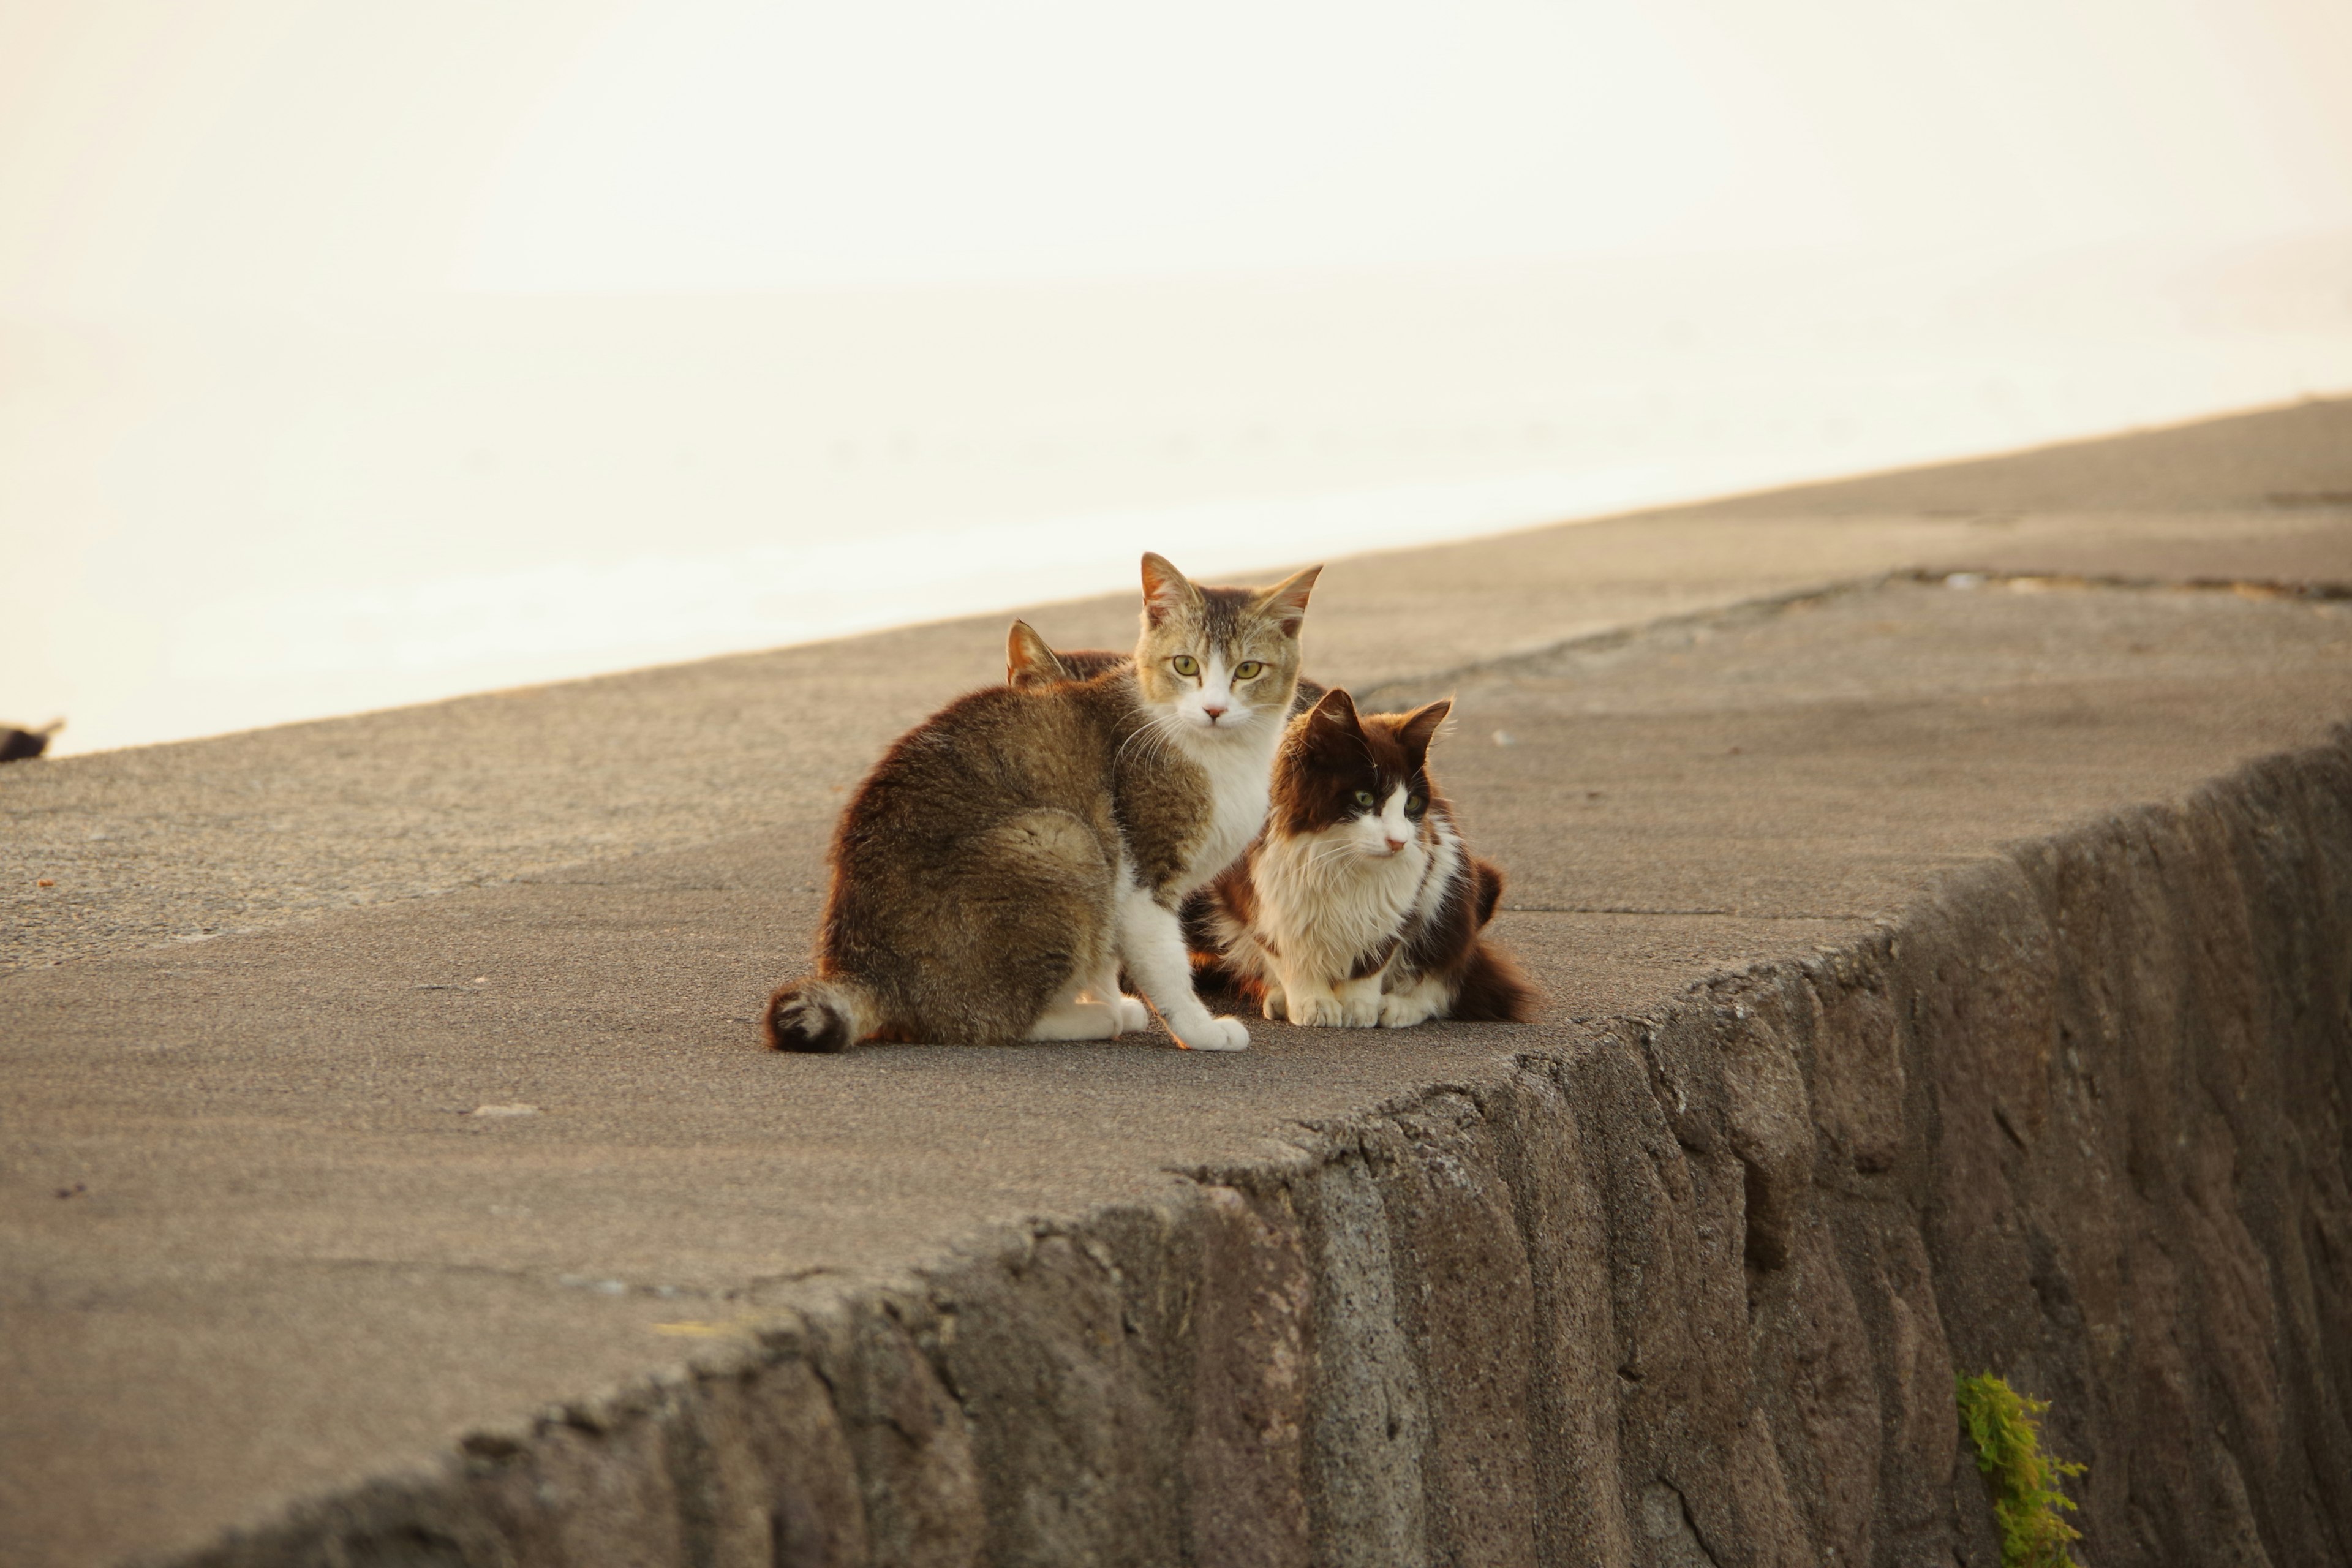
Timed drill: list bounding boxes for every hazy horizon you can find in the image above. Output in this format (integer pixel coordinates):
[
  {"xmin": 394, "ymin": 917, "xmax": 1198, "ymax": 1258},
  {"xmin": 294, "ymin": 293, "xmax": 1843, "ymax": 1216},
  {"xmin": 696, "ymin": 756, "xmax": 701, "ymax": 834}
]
[{"xmin": 5, "ymin": 1, "xmax": 2349, "ymax": 754}]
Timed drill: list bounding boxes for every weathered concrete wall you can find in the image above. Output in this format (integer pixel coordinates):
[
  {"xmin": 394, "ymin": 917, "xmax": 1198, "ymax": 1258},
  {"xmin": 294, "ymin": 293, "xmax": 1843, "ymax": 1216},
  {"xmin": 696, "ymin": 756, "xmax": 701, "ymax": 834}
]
[{"xmin": 184, "ymin": 726, "xmax": 2352, "ymax": 1568}]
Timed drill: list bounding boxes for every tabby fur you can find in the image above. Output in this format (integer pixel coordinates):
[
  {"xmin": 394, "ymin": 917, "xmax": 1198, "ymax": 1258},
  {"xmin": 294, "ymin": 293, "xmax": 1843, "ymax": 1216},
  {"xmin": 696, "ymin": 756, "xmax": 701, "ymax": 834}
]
[{"xmin": 764, "ymin": 554, "xmax": 1319, "ymax": 1052}]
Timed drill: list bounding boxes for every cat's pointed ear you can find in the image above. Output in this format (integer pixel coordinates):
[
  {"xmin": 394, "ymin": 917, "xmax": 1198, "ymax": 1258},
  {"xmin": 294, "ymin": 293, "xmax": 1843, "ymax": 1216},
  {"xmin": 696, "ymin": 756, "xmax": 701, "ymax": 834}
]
[
  {"xmin": 1140, "ymin": 553, "xmax": 1201, "ymax": 627},
  {"xmin": 1305, "ymin": 685, "xmax": 1361, "ymax": 739},
  {"xmin": 1253, "ymin": 564, "xmax": 1322, "ymax": 639},
  {"xmin": 1396, "ymin": 697, "xmax": 1453, "ymax": 761},
  {"xmin": 1006, "ymin": 621, "xmax": 1071, "ymax": 688}
]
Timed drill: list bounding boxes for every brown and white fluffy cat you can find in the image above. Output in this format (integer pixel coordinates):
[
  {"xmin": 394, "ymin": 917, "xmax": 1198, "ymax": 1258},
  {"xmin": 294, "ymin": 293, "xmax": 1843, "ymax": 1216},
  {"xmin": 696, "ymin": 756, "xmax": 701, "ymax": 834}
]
[
  {"xmin": 1197, "ymin": 687, "xmax": 1536, "ymax": 1028},
  {"xmin": 764, "ymin": 553, "xmax": 1319, "ymax": 1053}
]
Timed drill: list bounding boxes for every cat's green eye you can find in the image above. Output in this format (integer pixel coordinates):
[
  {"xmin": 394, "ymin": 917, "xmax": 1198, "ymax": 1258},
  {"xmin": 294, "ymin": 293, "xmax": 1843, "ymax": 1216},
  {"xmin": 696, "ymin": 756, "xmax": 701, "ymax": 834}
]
[
  {"xmin": 1234, "ymin": 660, "xmax": 1264, "ymax": 680},
  {"xmin": 1172, "ymin": 654, "xmax": 1200, "ymax": 677},
  {"xmin": 1405, "ymin": 794, "xmax": 1428, "ymax": 816},
  {"xmin": 1352, "ymin": 789, "xmax": 1376, "ymax": 809}
]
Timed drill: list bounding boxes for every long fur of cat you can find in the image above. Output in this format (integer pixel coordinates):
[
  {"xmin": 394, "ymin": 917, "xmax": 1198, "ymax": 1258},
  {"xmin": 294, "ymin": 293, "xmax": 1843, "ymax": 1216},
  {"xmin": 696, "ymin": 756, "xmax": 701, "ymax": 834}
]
[
  {"xmin": 764, "ymin": 553, "xmax": 1319, "ymax": 1052},
  {"xmin": 1197, "ymin": 687, "xmax": 1537, "ymax": 1028}
]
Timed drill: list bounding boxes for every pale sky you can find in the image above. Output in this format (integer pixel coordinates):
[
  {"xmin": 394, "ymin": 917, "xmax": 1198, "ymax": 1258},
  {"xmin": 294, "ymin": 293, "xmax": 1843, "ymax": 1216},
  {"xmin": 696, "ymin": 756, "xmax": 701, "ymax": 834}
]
[
  {"xmin": 3, "ymin": 1, "xmax": 2349, "ymax": 753},
  {"xmin": 2, "ymin": 0, "xmax": 2347, "ymax": 310}
]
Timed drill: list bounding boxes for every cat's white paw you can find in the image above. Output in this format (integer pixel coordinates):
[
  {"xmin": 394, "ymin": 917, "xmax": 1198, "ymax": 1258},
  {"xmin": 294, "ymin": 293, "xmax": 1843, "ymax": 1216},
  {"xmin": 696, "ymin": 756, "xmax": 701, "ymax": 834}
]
[
  {"xmin": 1289, "ymin": 992, "xmax": 1371, "ymax": 1028},
  {"xmin": 1260, "ymin": 985, "xmax": 1287, "ymax": 1020},
  {"xmin": 1339, "ymin": 992, "xmax": 1381, "ymax": 1028},
  {"xmin": 1379, "ymin": 992, "xmax": 1441, "ymax": 1028},
  {"xmin": 1112, "ymin": 995, "xmax": 1153, "ymax": 1035},
  {"xmin": 1175, "ymin": 1015, "xmax": 1250, "ymax": 1052}
]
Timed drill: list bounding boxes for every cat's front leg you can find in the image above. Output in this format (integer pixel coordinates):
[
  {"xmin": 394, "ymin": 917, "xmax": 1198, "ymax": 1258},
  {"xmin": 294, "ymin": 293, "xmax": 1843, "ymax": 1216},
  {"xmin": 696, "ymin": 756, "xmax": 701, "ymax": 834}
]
[
  {"xmin": 1335, "ymin": 974, "xmax": 1383, "ymax": 1027},
  {"xmin": 1280, "ymin": 970, "xmax": 1377, "ymax": 1028},
  {"xmin": 1118, "ymin": 884, "xmax": 1250, "ymax": 1051},
  {"xmin": 1078, "ymin": 961, "xmax": 1152, "ymax": 1036}
]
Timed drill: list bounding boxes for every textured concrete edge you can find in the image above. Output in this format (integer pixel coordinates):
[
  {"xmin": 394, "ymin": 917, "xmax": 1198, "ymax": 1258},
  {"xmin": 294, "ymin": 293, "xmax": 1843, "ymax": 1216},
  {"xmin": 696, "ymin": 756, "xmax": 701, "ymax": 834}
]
[
  {"xmin": 160, "ymin": 725, "xmax": 2352, "ymax": 1568},
  {"xmin": 1349, "ymin": 567, "xmax": 2352, "ymax": 710}
]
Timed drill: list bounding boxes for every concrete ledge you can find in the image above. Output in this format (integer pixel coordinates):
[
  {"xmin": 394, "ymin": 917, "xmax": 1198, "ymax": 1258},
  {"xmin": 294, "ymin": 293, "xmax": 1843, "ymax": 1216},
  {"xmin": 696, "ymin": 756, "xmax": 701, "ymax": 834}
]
[
  {"xmin": 172, "ymin": 726, "xmax": 2352, "ymax": 1567},
  {"xmin": 9, "ymin": 400, "xmax": 2350, "ymax": 1567}
]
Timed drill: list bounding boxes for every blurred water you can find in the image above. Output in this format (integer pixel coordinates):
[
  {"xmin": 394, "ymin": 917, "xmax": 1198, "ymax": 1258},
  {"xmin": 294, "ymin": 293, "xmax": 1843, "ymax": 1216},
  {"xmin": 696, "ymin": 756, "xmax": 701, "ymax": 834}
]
[{"xmin": 6, "ymin": 233, "xmax": 2348, "ymax": 755}]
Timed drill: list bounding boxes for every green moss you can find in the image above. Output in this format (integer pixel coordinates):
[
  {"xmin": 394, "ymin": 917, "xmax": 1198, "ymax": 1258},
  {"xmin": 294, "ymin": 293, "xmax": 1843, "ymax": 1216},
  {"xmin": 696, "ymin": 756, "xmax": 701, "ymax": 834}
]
[{"xmin": 1956, "ymin": 1372, "xmax": 2087, "ymax": 1568}]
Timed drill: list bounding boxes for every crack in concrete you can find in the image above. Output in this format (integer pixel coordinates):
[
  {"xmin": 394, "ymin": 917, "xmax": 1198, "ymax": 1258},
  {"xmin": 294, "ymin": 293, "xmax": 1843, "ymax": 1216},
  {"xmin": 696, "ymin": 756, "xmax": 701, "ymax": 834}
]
[
  {"xmin": 287, "ymin": 1254, "xmax": 832, "ymax": 1307},
  {"xmin": 1894, "ymin": 565, "xmax": 2352, "ymax": 600},
  {"xmin": 1354, "ymin": 565, "xmax": 2352, "ymax": 710},
  {"xmin": 1502, "ymin": 904, "xmax": 1876, "ymax": 921},
  {"xmin": 1353, "ymin": 578, "xmax": 1872, "ymax": 707}
]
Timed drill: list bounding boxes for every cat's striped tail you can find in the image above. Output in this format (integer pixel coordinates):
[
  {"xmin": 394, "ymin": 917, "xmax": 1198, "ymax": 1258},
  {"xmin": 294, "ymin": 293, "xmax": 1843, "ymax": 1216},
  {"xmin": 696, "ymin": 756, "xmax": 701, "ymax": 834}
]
[{"xmin": 763, "ymin": 975, "xmax": 880, "ymax": 1053}]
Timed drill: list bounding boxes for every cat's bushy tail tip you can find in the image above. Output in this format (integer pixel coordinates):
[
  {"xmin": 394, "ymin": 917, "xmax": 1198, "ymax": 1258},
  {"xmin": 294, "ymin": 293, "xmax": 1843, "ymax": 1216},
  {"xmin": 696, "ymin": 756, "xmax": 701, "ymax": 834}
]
[
  {"xmin": 763, "ymin": 976, "xmax": 876, "ymax": 1053},
  {"xmin": 1455, "ymin": 944, "xmax": 1540, "ymax": 1025}
]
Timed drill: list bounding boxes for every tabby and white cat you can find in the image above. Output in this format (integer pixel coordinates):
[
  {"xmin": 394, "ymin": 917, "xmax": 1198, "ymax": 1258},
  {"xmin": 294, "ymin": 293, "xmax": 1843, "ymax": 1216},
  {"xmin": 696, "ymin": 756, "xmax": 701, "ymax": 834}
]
[
  {"xmin": 1197, "ymin": 687, "xmax": 1536, "ymax": 1028},
  {"xmin": 1006, "ymin": 621, "xmax": 1329, "ymax": 713},
  {"xmin": 764, "ymin": 553, "xmax": 1318, "ymax": 1052}
]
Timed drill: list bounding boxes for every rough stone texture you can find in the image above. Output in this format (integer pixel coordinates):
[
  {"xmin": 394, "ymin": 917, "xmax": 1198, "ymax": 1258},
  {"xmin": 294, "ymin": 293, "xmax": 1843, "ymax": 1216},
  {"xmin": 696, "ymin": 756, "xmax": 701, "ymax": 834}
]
[{"xmin": 135, "ymin": 726, "xmax": 2352, "ymax": 1567}]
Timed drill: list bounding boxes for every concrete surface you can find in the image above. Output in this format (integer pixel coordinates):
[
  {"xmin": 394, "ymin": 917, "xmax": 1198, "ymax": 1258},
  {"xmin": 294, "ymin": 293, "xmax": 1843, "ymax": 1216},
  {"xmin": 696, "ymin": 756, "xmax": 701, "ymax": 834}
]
[
  {"xmin": 10, "ymin": 396, "xmax": 2349, "ymax": 974},
  {"xmin": 2, "ymin": 398, "xmax": 2350, "ymax": 1566}
]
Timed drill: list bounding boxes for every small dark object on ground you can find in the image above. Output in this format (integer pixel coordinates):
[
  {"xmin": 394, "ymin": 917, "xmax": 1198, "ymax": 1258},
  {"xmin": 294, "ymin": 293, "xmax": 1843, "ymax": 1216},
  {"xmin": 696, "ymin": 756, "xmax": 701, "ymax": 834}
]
[{"xmin": 1, "ymin": 718, "xmax": 63, "ymax": 763}]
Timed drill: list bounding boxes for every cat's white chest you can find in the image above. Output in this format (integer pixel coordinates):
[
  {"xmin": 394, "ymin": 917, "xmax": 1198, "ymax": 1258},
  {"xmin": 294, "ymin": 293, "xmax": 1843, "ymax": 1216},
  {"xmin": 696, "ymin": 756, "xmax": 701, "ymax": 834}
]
[
  {"xmin": 1182, "ymin": 733, "xmax": 1274, "ymax": 889},
  {"xmin": 1257, "ymin": 831, "xmax": 1429, "ymax": 968}
]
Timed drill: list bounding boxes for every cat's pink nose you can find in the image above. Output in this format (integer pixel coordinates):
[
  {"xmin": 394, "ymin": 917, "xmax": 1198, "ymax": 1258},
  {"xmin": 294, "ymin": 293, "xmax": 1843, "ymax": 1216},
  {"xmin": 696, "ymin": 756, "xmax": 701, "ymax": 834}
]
[
  {"xmin": 1201, "ymin": 703, "xmax": 1228, "ymax": 720},
  {"xmin": 1385, "ymin": 835, "xmax": 1407, "ymax": 852}
]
